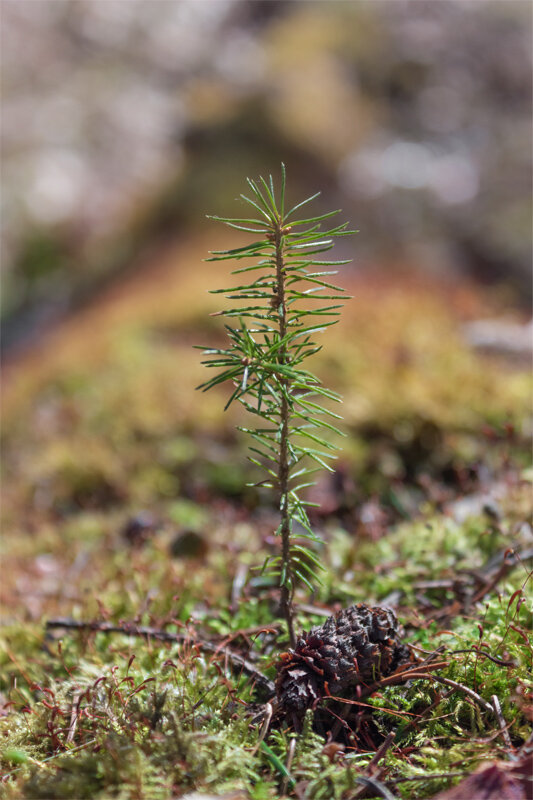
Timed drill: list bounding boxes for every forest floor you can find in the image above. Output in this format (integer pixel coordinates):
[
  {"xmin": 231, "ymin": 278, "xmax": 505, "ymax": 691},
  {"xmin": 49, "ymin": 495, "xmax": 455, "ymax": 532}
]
[{"xmin": 1, "ymin": 234, "xmax": 532, "ymax": 799}]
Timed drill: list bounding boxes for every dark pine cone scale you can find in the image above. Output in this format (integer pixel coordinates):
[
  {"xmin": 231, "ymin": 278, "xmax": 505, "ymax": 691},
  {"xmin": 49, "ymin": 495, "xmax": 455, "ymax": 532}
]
[{"xmin": 276, "ymin": 603, "xmax": 412, "ymax": 721}]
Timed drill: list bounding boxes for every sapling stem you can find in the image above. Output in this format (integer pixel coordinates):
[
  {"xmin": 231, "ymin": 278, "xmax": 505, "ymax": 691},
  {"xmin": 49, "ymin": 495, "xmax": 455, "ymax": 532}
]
[
  {"xmin": 197, "ymin": 166, "xmax": 355, "ymax": 646},
  {"xmin": 273, "ymin": 220, "xmax": 296, "ymax": 646}
]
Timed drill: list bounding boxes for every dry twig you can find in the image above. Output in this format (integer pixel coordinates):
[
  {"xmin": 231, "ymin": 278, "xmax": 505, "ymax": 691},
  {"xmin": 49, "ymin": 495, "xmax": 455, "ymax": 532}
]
[
  {"xmin": 65, "ymin": 691, "xmax": 81, "ymax": 745},
  {"xmin": 45, "ymin": 618, "xmax": 275, "ymax": 695},
  {"xmin": 491, "ymin": 694, "xmax": 514, "ymax": 751},
  {"xmin": 281, "ymin": 738, "xmax": 297, "ymax": 796}
]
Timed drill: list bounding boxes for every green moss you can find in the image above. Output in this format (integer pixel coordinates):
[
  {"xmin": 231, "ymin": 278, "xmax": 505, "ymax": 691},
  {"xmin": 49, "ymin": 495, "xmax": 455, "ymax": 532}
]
[{"xmin": 2, "ymin": 265, "xmax": 531, "ymax": 797}]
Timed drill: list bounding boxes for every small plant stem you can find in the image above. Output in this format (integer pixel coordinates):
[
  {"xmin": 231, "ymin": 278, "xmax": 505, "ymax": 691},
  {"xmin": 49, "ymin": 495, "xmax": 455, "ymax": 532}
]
[{"xmin": 274, "ymin": 220, "xmax": 296, "ymax": 648}]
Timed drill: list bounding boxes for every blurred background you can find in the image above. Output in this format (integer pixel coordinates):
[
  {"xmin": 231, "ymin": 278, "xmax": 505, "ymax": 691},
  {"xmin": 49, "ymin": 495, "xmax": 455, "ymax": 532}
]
[
  {"xmin": 2, "ymin": 0, "xmax": 532, "ymax": 355},
  {"xmin": 1, "ymin": 0, "xmax": 532, "ymax": 634}
]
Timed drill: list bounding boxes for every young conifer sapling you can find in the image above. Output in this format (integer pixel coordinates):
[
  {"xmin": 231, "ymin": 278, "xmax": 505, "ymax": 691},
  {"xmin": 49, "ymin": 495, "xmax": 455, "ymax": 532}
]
[{"xmin": 197, "ymin": 166, "xmax": 355, "ymax": 646}]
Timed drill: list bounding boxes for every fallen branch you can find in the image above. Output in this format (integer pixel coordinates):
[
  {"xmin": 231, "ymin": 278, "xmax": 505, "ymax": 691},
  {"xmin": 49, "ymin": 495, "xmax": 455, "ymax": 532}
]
[{"xmin": 45, "ymin": 618, "xmax": 275, "ymax": 695}]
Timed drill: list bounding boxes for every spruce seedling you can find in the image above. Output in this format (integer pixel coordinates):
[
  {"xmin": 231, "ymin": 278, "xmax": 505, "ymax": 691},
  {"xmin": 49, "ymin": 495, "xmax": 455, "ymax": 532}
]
[{"xmin": 197, "ymin": 166, "xmax": 355, "ymax": 646}]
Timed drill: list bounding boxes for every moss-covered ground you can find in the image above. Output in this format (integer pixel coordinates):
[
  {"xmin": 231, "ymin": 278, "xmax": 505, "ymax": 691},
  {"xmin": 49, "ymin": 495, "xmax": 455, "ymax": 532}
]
[{"xmin": 1, "ymin": 236, "xmax": 532, "ymax": 798}]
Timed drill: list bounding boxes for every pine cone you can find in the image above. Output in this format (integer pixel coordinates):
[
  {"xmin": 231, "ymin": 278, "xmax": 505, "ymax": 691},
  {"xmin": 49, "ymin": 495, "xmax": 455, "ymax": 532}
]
[{"xmin": 276, "ymin": 604, "xmax": 411, "ymax": 719}]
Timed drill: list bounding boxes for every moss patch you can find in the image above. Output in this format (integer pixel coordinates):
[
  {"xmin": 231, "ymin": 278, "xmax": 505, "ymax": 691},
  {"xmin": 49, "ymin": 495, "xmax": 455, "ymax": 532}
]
[{"xmin": 1, "ymin": 262, "xmax": 531, "ymax": 798}]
